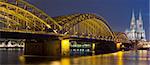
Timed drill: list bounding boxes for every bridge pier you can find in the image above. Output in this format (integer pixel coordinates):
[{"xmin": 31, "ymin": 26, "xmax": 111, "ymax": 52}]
[
  {"xmin": 24, "ymin": 39, "xmax": 70, "ymax": 56},
  {"xmin": 25, "ymin": 39, "xmax": 61, "ymax": 56},
  {"xmin": 95, "ymin": 40, "xmax": 117, "ymax": 54}
]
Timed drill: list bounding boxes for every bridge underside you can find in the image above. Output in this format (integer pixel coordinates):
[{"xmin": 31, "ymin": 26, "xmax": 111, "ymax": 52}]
[
  {"xmin": 24, "ymin": 38, "xmax": 117, "ymax": 56},
  {"xmin": 0, "ymin": 31, "xmax": 58, "ymax": 39}
]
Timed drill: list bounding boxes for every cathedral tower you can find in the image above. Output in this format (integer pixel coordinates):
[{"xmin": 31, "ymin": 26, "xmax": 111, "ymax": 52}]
[
  {"xmin": 125, "ymin": 11, "xmax": 146, "ymax": 41},
  {"xmin": 126, "ymin": 11, "xmax": 136, "ymax": 40},
  {"xmin": 136, "ymin": 12, "xmax": 146, "ymax": 41},
  {"xmin": 130, "ymin": 11, "xmax": 136, "ymax": 30}
]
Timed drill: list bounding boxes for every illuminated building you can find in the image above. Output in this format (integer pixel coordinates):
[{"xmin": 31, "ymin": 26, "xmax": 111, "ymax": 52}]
[{"xmin": 125, "ymin": 11, "xmax": 146, "ymax": 41}]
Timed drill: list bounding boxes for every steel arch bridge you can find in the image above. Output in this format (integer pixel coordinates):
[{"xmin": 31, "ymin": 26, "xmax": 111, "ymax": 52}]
[
  {"xmin": 0, "ymin": 0, "xmax": 115, "ymax": 41},
  {"xmin": 53, "ymin": 13, "xmax": 115, "ymax": 40},
  {"xmin": 114, "ymin": 32, "xmax": 129, "ymax": 43}
]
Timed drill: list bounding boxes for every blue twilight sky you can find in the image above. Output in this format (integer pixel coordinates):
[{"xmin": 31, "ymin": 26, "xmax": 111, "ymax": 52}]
[{"xmin": 27, "ymin": 0, "xmax": 150, "ymax": 40}]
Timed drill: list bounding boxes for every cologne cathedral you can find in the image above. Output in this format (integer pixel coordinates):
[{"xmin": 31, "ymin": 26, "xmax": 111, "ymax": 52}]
[{"xmin": 125, "ymin": 11, "xmax": 146, "ymax": 41}]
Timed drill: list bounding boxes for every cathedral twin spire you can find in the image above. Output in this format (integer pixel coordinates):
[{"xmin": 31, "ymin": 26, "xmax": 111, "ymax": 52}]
[
  {"xmin": 130, "ymin": 10, "xmax": 136, "ymax": 30},
  {"xmin": 130, "ymin": 10, "xmax": 143, "ymax": 31},
  {"xmin": 126, "ymin": 10, "xmax": 146, "ymax": 41}
]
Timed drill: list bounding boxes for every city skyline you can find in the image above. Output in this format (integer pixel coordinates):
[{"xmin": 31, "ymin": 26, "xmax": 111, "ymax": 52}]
[{"xmin": 27, "ymin": 0, "xmax": 149, "ymax": 40}]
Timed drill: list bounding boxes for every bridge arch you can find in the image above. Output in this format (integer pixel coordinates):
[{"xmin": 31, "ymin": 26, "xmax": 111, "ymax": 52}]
[
  {"xmin": 0, "ymin": 0, "xmax": 62, "ymax": 33},
  {"xmin": 53, "ymin": 13, "xmax": 115, "ymax": 40},
  {"xmin": 114, "ymin": 32, "xmax": 129, "ymax": 43}
]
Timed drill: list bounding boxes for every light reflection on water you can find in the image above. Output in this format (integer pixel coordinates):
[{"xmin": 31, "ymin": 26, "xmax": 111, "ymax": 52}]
[{"xmin": 0, "ymin": 50, "xmax": 150, "ymax": 65}]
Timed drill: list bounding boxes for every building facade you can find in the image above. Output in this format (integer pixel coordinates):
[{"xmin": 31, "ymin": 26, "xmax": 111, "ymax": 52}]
[{"xmin": 125, "ymin": 11, "xmax": 146, "ymax": 41}]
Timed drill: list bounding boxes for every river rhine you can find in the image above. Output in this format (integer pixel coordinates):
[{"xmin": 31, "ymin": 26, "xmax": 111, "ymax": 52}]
[{"xmin": 0, "ymin": 50, "xmax": 150, "ymax": 65}]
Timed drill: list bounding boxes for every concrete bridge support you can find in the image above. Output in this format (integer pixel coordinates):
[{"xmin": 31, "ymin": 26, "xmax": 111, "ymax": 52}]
[
  {"xmin": 94, "ymin": 40, "xmax": 117, "ymax": 54},
  {"xmin": 24, "ymin": 39, "xmax": 70, "ymax": 56}
]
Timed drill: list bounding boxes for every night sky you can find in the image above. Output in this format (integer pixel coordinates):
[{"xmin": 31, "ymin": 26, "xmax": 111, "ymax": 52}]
[{"xmin": 27, "ymin": 0, "xmax": 149, "ymax": 41}]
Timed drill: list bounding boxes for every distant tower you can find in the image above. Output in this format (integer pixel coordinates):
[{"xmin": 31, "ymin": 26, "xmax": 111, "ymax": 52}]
[
  {"xmin": 125, "ymin": 10, "xmax": 146, "ymax": 41},
  {"xmin": 136, "ymin": 12, "xmax": 146, "ymax": 41},
  {"xmin": 126, "ymin": 11, "xmax": 136, "ymax": 40},
  {"xmin": 130, "ymin": 11, "xmax": 136, "ymax": 30}
]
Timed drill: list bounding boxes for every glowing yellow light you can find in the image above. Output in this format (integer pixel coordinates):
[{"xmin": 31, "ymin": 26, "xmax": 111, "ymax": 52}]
[
  {"xmin": 61, "ymin": 58, "xmax": 70, "ymax": 65},
  {"xmin": 92, "ymin": 43, "xmax": 95, "ymax": 50},
  {"xmin": 92, "ymin": 43, "xmax": 95, "ymax": 55},
  {"xmin": 61, "ymin": 39, "xmax": 70, "ymax": 56},
  {"xmin": 116, "ymin": 43, "xmax": 121, "ymax": 50},
  {"xmin": 117, "ymin": 51, "xmax": 123, "ymax": 65},
  {"xmin": 19, "ymin": 55, "xmax": 25, "ymax": 64},
  {"xmin": 50, "ymin": 61, "xmax": 60, "ymax": 65}
]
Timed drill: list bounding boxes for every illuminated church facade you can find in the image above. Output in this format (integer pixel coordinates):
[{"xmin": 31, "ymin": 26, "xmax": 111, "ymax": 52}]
[{"xmin": 125, "ymin": 11, "xmax": 146, "ymax": 41}]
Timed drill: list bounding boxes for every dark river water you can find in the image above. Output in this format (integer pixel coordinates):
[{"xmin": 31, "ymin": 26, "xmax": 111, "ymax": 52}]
[{"xmin": 0, "ymin": 50, "xmax": 150, "ymax": 65}]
